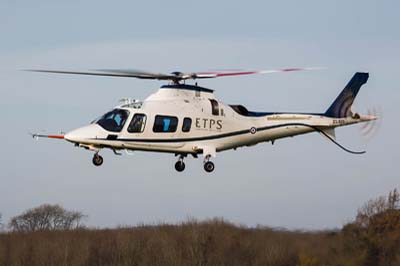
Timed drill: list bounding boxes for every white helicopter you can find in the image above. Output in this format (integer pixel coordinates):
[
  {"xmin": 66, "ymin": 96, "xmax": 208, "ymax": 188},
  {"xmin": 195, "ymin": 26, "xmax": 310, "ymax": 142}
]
[{"xmin": 30, "ymin": 68, "xmax": 376, "ymax": 172}]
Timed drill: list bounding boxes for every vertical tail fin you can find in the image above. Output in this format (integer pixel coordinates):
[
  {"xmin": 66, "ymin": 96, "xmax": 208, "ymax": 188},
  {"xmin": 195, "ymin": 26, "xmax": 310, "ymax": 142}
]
[{"xmin": 325, "ymin": 72, "xmax": 369, "ymax": 118}]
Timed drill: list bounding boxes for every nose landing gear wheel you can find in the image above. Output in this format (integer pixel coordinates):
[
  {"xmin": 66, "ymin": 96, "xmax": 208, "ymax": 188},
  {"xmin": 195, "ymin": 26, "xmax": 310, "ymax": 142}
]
[
  {"xmin": 204, "ymin": 161, "xmax": 215, "ymax": 173},
  {"xmin": 92, "ymin": 154, "xmax": 103, "ymax": 166},
  {"xmin": 175, "ymin": 161, "xmax": 185, "ymax": 172}
]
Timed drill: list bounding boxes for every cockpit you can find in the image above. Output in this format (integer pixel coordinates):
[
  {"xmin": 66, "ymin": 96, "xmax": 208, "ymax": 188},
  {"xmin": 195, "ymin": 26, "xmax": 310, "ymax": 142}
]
[{"xmin": 95, "ymin": 109, "xmax": 130, "ymax": 132}]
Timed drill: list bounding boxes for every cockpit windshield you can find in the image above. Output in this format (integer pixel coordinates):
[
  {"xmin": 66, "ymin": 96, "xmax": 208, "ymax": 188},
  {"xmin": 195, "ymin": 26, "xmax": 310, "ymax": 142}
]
[{"xmin": 96, "ymin": 109, "xmax": 130, "ymax": 132}]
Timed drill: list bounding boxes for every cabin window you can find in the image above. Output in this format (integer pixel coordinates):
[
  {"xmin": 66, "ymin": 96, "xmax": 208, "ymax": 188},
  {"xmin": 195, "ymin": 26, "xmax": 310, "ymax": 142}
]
[
  {"xmin": 96, "ymin": 109, "xmax": 129, "ymax": 132},
  {"xmin": 209, "ymin": 99, "xmax": 219, "ymax": 116},
  {"xmin": 128, "ymin": 114, "xmax": 147, "ymax": 133},
  {"xmin": 182, "ymin": 117, "xmax": 192, "ymax": 132},
  {"xmin": 153, "ymin": 115, "xmax": 178, "ymax": 133}
]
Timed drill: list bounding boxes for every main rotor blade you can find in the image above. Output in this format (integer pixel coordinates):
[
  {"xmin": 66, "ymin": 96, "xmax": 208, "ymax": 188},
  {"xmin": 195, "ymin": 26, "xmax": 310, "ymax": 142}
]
[
  {"xmin": 25, "ymin": 69, "xmax": 176, "ymax": 80},
  {"xmin": 95, "ymin": 69, "xmax": 178, "ymax": 80},
  {"xmin": 194, "ymin": 67, "xmax": 323, "ymax": 79}
]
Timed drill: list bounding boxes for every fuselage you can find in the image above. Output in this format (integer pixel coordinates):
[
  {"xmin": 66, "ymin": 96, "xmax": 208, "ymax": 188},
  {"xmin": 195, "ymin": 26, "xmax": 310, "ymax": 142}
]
[{"xmin": 64, "ymin": 84, "xmax": 364, "ymax": 156}]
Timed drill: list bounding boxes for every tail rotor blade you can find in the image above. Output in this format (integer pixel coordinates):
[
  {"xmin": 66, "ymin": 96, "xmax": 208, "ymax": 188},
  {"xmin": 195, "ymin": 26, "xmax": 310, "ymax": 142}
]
[{"xmin": 359, "ymin": 106, "xmax": 382, "ymax": 141}]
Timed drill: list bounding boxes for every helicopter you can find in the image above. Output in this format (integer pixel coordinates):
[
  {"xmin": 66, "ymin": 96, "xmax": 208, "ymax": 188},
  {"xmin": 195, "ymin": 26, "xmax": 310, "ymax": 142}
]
[{"xmin": 29, "ymin": 68, "xmax": 376, "ymax": 173}]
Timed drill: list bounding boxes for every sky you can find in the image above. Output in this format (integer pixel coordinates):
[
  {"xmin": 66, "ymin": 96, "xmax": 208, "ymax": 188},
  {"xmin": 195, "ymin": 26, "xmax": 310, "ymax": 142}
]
[{"xmin": 0, "ymin": 0, "xmax": 399, "ymax": 230}]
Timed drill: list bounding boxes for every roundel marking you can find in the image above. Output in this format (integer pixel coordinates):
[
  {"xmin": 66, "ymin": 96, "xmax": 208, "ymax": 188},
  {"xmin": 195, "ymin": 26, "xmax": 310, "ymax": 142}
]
[{"xmin": 250, "ymin": 127, "xmax": 257, "ymax": 134}]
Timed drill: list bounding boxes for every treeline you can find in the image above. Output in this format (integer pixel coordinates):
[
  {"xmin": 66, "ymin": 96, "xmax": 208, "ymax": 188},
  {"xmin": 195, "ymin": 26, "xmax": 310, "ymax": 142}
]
[{"xmin": 0, "ymin": 190, "xmax": 399, "ymax": 266}]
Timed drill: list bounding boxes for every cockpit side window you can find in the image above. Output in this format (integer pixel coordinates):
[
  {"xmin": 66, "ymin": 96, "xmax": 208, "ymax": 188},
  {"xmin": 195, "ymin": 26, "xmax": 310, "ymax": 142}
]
[
  {"xmin": 96, "ymin": 109, "xmax": 129, "ymax": 132},
  {"xmin": 128, "ymin": 114, "xmax": 147, "ymax": 133}
]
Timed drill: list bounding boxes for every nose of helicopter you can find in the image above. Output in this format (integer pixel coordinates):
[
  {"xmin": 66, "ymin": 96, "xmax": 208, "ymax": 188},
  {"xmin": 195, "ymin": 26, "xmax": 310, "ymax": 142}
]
[{"xmin": 64, "ymin": 124, "xmax": 101, "ymax": 143}]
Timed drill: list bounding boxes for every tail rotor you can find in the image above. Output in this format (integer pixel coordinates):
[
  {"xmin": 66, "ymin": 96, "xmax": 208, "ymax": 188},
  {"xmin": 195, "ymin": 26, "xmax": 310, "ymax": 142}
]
[{"xmin": 359, "ymin": 106, "xmax": 382, "ymax": 141}]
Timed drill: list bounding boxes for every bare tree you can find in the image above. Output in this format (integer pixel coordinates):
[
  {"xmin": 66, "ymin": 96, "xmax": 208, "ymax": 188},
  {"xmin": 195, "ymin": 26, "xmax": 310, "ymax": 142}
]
[
  {"xmin": 355, "ymin": 188, "xmax": 400, "ymax": 228},
  {"xmin": 388, "ymin": 188, "xmax": 399, "ymax": 209},
  {"xmin": 0, "ymin": 213, "xmax": 2, "ymax": 230},
  {"xmin": 9, "ymin": 204, "xmax": 86, "ymax": 232}
]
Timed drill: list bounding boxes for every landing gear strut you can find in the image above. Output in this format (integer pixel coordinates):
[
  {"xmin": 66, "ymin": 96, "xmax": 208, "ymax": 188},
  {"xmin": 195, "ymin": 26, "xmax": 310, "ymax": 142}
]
[
  {"xmin": 174, "ymin": 155, "xmax": 186, "ymax": 172},
  {"xmin": 203, "ymin": 155, "xmax": 215, "ymax": 173},
  {"xmin": 92, "ymin": 153, "xmax": 103, "ymax": 166}
]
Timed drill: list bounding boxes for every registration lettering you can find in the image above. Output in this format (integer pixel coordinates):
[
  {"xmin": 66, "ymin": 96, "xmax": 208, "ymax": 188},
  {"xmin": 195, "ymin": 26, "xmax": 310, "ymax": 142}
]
[{"xmin": 333, "ymin": 119, "xmax": 346, "ymax": 125}]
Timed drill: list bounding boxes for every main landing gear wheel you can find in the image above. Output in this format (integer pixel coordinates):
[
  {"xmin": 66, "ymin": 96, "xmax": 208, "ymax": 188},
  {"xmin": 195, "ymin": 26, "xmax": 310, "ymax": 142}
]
[
  {"xmin": 204, "ymin": 161, "xmax": 215, "ymax": 173},
  {"xmin": 175, "ymin": 155, "xmax": 186, "ymax": 172},
  {"xmin": 92, "ymin": 154, "xmax": 103, "ymax": 166},
  {"xmin": 175, "ymin": 161, "xmax": 185, "ymax": 172}
]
